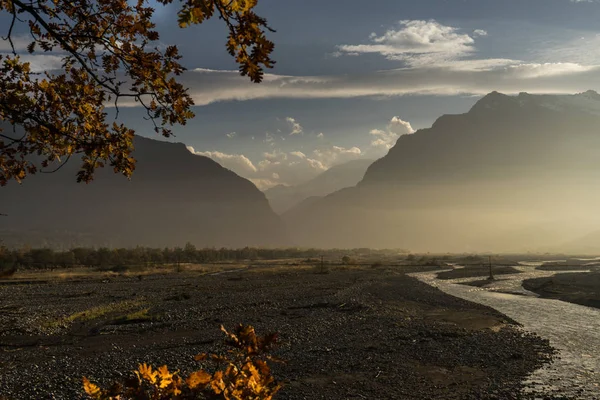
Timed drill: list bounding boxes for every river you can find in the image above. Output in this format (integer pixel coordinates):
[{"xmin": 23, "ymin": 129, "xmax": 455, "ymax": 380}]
[{"xmin": 411, "ymin": 267, "xmax": 600, "ymax": 399}]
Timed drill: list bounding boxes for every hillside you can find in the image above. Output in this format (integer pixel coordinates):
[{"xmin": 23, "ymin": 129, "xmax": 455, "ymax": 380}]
[
  {"xmin": 283, "ymin": 91, "xmax": 600, "ymax": 252},
  {"xmin": 0, "ymin": 132, "xmax": 288, "ymax": 248},
  {"xmin": 264, "ymin": 159, "xmax": 374, "ymax": 214}
]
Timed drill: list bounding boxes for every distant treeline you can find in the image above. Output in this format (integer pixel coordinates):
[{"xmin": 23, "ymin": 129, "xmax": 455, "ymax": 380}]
[{"xmin": 0, "ymin": 244, "xmax": 411, "ymax": 271}]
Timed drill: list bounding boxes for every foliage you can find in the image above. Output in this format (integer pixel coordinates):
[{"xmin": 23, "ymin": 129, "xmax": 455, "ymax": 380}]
[
  {"xmin": 83, "ymin": 324, "xmax": 281, "ymax": 400},
  {"xmin": 0, "ymin": 245, "xmax": 17, "ymax": 277},
  {"xmin": 341, "ymin": 256, "xmax": 354, "ymax": 265},
  {"xmin": 0, "ymin": 246, "xmax": 409, "ymax": 271},
  {"xmin": 0, "ymin": 0, "xmax": 274, "ymax": 185}
]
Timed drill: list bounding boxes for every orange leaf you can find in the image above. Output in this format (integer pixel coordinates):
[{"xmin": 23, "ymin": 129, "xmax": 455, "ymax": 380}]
[{"xmin": 186, "ymin": 370, "xmax": 212, "ymax": 389}]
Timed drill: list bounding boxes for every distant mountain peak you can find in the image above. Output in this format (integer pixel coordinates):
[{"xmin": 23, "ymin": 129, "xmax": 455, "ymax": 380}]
[
  {"xmin": 469, "ymin": 91, "xmax": 516, "ymax": 113},
  {"xmin": 468, "ymin": 90, "xmax": 600, "ymax": 116}
]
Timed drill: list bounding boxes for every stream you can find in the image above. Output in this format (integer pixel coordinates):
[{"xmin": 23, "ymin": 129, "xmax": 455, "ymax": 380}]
[{"xmin": 411, "ymin": 267, "xmax": 600, "ymax": 399}]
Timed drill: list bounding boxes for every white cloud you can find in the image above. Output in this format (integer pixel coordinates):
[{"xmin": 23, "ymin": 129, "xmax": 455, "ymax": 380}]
[
  {"xmin": 337, "ymin": 20, "xmax": 477, "ymax": 64},
  {"xmin": 285, "ymin": 117, "xmax": 303, "ymax": 135},
  {"xmin": 370, "ymin": 116, "xmax": 415, "ymax": 151},
  {"xmin": 473, "ymin": 29, "xmax": 488, "ymax": 37},
  {"xmin": 187, "ymin": 147, "xmax": 258, "ymax": 174},
  {"xmin": 389, "ymin": 116, "xmax": 415, "ymax": 136},
  {"xmin": 248, "ymin": 178, "xmax": 280, "ymax": 190},
  {"xmin": 312, "ymin": 145, "xmax": 362, "ymax": 167},
  {"xmin": 317, "ymin": 132, "xmax": 324, "ymax": 139},
  {"xmin": 225, "ymin": 132, "xmax": 237, "ymax": 139},
  {"xmin": 128, "ymin": 62, "xmax": 599, "ymax": 108},
  {"xmin": 187, "ymin": 144, "xmax": 368, "ymax": 189},
  {"xmin": 290, "ymin": 151, "xmax": 307, "ymax": 159},
  {"xmin": 102, "ymin": 20, "xmax": 600, "ymax": 111}
]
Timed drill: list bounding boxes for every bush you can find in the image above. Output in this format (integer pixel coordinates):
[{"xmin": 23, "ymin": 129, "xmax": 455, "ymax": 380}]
[
  {"xmin": 0, "ymin": 260, "xmax": 17, "ymax": 278},
  {"xmin": 83, "ymin": 324, "xmax": 281, "ymax": 400},
  {"xmin": 0, "ymin": 266, "xmax": 16, "ymax": 278}
]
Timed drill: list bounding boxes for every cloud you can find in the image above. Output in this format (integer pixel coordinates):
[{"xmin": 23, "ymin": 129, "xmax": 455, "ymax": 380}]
[
  {"xmin": 290, "ymin": 151, "xmax": 307, "ymax": 159},
  {"xmin": 285, "ymin": 117, "xmax": 303, "ymax": 135},
  {"xmin": 0, "ymin": 36, "xmax": 32, "ymax": 52},
  {"xmin": 473, "ymin": 29, "xmax": 488, "ymax": 37},
  {"xmin": 389, "ymin": 116, "xmax": 415, "ymax": 135},
  {"xmin": 186, "ymin": 147, "xmax": 257, "ymax": 174},
  {"xmin": 0, "ymin": 53, "xmax": 65, "ymax": 73},
  {"xmin": 317, "ymin": 132, "xmax": 324, "ymax": 139},
  {"xmin": 370, "ymin": 116, "xmax": 415, "ymax": 151},
  {"xmin": 225, "ymin": 132, "xmax": 237, "ymax": 139},
  {"xmin": 187, "ymin": 144, "xmax": 367, "ymax": 189},
  {"xmin": 337, "ymin": 20, "xmax": 477, "ymax": 64},
  {"xmin": 122, "ymin": 62, "xmax": 598, "ymax": 108},
  {"xmin": 103, "ymin": 20, "xmax": 600, "ymax": 109},
  {"xmin": 248, "ymin": 178, "xmax": 280, "ymax": 190},
  {"xmin": 312, "ymin": 145, "xmax": 362, "ymax": 167}
]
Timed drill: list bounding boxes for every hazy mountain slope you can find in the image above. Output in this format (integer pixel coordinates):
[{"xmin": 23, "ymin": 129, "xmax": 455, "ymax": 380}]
[
  {"xmin": 264, "ymin": 159, "xmax": 374, "ymax": 214},
  {"xmin": 284, "ymin": 91, "xmax": 600, "ymax": 252},
  {"xmin": 0, "ymin": 133, "xmax": 288, "ymax": 248}
]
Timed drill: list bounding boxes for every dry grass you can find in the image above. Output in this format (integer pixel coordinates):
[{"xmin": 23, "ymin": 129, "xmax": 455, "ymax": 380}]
[
  {"xmin": 42, "ymin": 299, "xmax": 146, "ymax": 330},
  {"xmin": 0, "ymin": 263, "xmax": 249, "ymax": 282}
]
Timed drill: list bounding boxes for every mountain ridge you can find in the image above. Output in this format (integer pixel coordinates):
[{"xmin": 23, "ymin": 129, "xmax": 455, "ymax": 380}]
[
  {"xmin": 0, "ymin": 131, "xmax": 288, "ymax": 249},
  {"xmin": 284, "ymin": 90, "xmax": 600, "ymax": 252},
  {"xmin": 264, "ymin": 158, "xmax": 375, "ymax": 214}
]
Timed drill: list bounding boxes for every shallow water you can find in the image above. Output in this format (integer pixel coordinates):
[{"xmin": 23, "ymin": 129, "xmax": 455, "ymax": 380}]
[{"xmin": 411, "ymin": 267, "xmax": 600, "ymax": 399}]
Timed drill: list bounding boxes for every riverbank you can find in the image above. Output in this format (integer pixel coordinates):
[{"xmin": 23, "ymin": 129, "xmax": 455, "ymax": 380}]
[{"xmin": 523, "ymin": 271, "xmax": 600, "ymax": 309}]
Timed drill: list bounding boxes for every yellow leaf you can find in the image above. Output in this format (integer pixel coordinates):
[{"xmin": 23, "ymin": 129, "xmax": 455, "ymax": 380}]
[
  {"xmin": 211, "ymin": 370, "xmax": 226, "ymax": 394},
  {"xmin": 138, "ymin": 363, "xmax": 157, "ymax": 384},
  {"xmin": 82, "ymin": 377, "xmax": 101, "ymax": 398},
  {"xmin": 186, "ymin": 370, "xmax": 212, "ymax": 389}
]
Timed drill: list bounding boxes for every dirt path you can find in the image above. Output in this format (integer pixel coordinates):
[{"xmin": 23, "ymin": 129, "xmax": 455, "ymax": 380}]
[{"xmin": 412, "ymin": 268, "xmax": 600, "ymax": 399}]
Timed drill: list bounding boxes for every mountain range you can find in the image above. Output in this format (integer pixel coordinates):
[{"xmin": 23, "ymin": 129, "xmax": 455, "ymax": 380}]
[
  {"xmin": 3, "ymin": 90, "xmax": 600, "ymax": 252},
  {"xmin": 263, "ymin": 159, "xmax": 374, "ymax": 214},
  {"xmin": 283, "ymin": 91, "xmax": 600, "ymax": 252},
  {"xmin": 0, "ymin": 132, "xmax": 287, "ymax": 248}
]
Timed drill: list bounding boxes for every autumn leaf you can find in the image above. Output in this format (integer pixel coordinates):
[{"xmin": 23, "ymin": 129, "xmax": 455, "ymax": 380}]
[
  {"xmin": 137, "ymin": 363, "xmax": 158, "ymax": 384},
  {"xmin": 82, "ymin": 377, "xmax": 102, "ymax": 399},
  {"xmin": 186, "ymin": 370, "xmax": 212, "ymax": 389},
  {"xmin": 81, "ymin": 325, "xmax": 282, "ymax": 399}
]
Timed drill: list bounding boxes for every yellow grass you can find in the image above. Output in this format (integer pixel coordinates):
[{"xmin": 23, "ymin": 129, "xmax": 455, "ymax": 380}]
[{"xmin": 42, "ymin": 299, "xmax": 146, "ymax": 330}]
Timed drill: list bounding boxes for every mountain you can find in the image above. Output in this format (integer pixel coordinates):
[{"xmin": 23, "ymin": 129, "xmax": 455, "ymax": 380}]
[
  {"xmin": 264, "ymin": 159, "xmax": 374, "ymax": 214},
  {"xmin": 0, "ymin": 133, "xmax": 288, "ymax": 248},
  {"xmin": 283, "ymin": 91, "xmax": 600, "ymax": 253}
]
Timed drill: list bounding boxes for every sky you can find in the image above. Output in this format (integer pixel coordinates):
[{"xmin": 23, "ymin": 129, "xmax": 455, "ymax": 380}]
[{"xmin": 3, "ymin": 0, "xmax": 600, "ymax": 188}]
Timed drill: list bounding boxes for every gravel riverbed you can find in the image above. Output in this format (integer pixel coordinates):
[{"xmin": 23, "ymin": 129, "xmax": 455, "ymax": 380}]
[{"xmin": 0, "ymin": 266, "xmax": 556, "ymax": 399}]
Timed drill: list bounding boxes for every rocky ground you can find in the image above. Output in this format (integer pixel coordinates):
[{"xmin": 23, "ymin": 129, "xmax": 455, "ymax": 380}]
[
  {"xmin": 0, "ymin": 264, "xmax": 555, "ymax": 399},
  {"xmin": 524, "ymin": 271, "xmax": 600, "ymax": 309}
]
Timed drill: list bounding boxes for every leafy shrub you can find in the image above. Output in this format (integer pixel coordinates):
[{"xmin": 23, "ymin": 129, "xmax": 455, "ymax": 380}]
[{"xmin": 83, "ymin": 324, "xmax": 281, "ymax": 400}]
